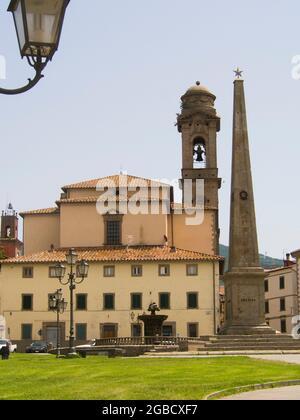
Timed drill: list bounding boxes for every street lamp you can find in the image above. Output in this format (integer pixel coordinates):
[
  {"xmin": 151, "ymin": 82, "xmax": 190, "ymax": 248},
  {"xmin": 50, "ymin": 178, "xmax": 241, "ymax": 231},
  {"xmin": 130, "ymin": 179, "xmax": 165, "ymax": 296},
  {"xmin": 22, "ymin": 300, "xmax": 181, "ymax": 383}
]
[
  {"xmin": 55, "ymin": 249, "xmax": 89, "ymax": 357},
  {"xmin": 1, "ymin": 0, "xmax": 70, "ymax": 95},
  {"xmin": 49, "ymin": 288, "xmax": 67, "ymax": 358}
]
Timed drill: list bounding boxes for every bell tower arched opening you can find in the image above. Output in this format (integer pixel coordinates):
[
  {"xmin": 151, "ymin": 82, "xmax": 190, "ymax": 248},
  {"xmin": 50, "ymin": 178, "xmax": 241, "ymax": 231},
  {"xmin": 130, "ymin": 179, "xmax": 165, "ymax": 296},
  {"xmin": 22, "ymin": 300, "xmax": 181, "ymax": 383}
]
[
  {"xmin": 193, "ymin": 137, "xmax": 207, "ymax": 169},
  {"xmin": 5, "ymin": 225, "xmax": 11, "ymax": 238}
]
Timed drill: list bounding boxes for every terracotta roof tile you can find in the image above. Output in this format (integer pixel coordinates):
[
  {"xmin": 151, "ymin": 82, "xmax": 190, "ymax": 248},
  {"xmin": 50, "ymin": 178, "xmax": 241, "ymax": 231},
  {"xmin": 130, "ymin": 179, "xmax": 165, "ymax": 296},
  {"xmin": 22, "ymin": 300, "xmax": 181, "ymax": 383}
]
[
  {"xmin": 2, "ymin": 246, "xmax": 223, "ymax": 264},
  {"xmin": 266, "ymin": 264, "xmax": 296, "ymax": 274},
  {"xmin": 57, "ymin": 196, "xmax": 163, "ymax": 205},
  {"xmin": 62, "ymin": 174, "xmax": 170, "ymax": 190},
  {"xmin": 20, "ymin": 208, "xmax": 59, "ymax": 217}
]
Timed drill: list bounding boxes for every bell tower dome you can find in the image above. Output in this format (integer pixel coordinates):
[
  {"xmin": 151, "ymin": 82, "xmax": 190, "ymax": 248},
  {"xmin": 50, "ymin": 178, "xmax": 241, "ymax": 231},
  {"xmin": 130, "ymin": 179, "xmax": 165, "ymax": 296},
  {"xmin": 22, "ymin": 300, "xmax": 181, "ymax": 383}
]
[{"xmin": 177, "ymin": 82, "xmax": 222, "ymax": 251}]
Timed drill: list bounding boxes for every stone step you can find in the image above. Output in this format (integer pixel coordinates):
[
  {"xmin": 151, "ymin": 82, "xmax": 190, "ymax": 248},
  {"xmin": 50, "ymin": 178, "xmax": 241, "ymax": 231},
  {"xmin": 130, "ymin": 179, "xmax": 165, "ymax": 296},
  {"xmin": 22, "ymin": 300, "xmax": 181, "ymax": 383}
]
[
  {"xmin": 202, "ymin": 340, "xmax": 300, "ymax": 347},
  {"xmin": 199, "ymin": 335, "xmax": 293, "ymax": 341},
  {"xmin": 142, "ymin": 350, "xmax": 300, "ymax": 357},
  {"xmin": 200, "ymin": 345, "xmax": 300, "ymax": 351},
  {"xmin": 205, "ymin": 340, "xmax": 296, "ymax": 346},
  {"xmin": 197, "ymin": 350, "xmax": 300, "ymax": 356},
  {"xmin": 202, "ymin": 341, "xmax": 300, "ymax": 347}
]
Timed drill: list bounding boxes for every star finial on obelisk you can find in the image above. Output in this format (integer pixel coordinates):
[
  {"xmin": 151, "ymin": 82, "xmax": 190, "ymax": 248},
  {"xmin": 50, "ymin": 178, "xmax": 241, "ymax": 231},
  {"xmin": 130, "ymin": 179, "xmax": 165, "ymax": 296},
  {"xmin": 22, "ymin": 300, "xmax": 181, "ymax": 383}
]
[{"xmin": 234, "ymin": 67, "xmax": 243, "ymax": 79}]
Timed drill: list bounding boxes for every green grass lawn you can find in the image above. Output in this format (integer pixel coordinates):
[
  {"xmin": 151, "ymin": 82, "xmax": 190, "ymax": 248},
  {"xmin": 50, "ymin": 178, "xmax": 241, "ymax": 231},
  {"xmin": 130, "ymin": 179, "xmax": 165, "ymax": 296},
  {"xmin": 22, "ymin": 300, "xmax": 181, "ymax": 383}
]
[{"xmin": 0, "ymin": 354, "xmax": 300, "ymax": 400}]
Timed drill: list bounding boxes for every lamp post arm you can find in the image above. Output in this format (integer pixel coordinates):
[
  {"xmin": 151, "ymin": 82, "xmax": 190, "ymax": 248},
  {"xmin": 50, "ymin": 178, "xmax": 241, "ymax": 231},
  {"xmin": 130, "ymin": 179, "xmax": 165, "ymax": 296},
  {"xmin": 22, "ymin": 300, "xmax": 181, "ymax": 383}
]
[
  {"xmin": 0, "ymin": 59, "xmax": 46, "ymax": 95},
  {"xmin": 59, "ymin": 277, "xmax": 70, "ymax": 286},
  {"xmin": 75, "ymin": 277, "xmax": 85, "ymax": 285}
]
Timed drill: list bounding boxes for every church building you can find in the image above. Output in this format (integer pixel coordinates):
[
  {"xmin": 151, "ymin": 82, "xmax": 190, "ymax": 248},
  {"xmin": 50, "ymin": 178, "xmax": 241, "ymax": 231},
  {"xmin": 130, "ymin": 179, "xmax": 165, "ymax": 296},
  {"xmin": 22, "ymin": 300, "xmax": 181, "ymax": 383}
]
[{"xmin": 0, "ymin": 82, "xmax": 224, "ymax": 350}]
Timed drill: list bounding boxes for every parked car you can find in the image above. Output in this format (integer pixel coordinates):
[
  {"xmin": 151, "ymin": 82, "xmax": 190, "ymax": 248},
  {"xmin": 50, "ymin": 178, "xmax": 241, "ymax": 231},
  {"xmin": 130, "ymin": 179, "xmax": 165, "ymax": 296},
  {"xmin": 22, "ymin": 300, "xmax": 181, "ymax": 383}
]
[
  {"xmin": 26, "ymin": 341, "xmax": 49, "ymax": 354},
  {"xmin": 0, "ymin": 339, "xmax": 17, "ymax": 353}
]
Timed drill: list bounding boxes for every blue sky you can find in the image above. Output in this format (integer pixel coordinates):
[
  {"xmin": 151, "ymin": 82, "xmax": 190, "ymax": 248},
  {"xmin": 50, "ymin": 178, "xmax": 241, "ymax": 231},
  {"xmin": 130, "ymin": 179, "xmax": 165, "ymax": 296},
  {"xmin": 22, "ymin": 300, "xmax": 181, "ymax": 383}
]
[{"xmin": 1, "ymin": 0, "xmax": 300, "ymax": 259}]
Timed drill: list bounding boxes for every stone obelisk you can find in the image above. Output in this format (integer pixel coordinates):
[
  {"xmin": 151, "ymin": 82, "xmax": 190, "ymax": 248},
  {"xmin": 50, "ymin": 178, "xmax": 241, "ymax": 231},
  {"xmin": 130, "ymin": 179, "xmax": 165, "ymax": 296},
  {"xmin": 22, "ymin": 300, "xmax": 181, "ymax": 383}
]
[{"xmin": 222, "ymin": 71, "xmax": 274, "ymax": 335}]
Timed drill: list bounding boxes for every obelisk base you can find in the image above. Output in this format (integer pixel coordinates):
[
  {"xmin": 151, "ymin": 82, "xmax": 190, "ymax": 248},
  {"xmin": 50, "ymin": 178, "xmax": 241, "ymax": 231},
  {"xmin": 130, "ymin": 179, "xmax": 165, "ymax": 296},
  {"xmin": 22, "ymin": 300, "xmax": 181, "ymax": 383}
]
[
  {"xmin": 221, "ymin": 325, "xmax": 276, "ymax": 336},
  {"xmin": 222, "ymin": 270, "xmax": 276, "ymax": 336}
]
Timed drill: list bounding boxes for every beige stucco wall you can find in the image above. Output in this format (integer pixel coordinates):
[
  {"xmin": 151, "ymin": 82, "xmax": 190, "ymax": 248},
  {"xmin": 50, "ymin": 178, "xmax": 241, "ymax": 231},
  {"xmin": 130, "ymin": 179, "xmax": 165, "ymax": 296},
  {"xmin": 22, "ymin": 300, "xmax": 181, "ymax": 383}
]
[
  {"xmin": 0, "ymin": 260, "xmax": 220, "ymax": 342},
  {"xmin": 265, "ymin": 266, "xmax": 298, "ymax": 334},
  {"xmin": 22, "ymin": 206, "xmax": 217, "ymax": 255},
  {"xmin": 23, "ymin": 214, "xmax": 60, "ymax": 255},
  {"xmin": 67, "ymin": 189, "xmax": 100, "ymax": 199},
  {"xmin": 122, "ymin": 214, "xmax": 167, "ymax": 246},
  {"xmin": 171, "ymin": 211, "xmax": 215, "ymax": 255},
  {"xmin": 60, "ymin": 204, "xmax": 104, "ymax": 248},
  {"xmin": 59, "ymin": 204, "xmax": 168, "ymax": 248},
  {"xmin": 67, "ymin": 186, "xmax": 169, "ymax": 200}
]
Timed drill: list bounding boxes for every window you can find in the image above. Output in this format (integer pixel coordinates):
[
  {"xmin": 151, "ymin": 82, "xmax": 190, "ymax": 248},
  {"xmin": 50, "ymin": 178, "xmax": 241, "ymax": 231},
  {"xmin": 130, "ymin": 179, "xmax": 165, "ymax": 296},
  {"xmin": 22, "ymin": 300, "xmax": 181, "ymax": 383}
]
[
  {"xmin": 131, "ymin": 293, "xmax": 142, "ymax": 310},
  {"xmin": 22, "ymin": 294, "xmax": 33, "ymax": 311},
  {"xmin": 264, "ymin": 280, "xmax": 269, "ymax": 293},
  {"xmin": 21, "ymin": 324, "xmax": 32, "ymax": 340},
  {"xmin": 159, "ymin": 293, "xmax": 170, "ymax": 310},
  {"xmin": 103, "ymin": 294, "xmax": 115, "ymax": 310},
  {"xmin": 265, "ymin": 301, "xmax": 269, "ymax": 314},
  {"xmin": 132, "ymin": 324, "xmax": 142, "ymax": 337},
  {"xmin": 106, "ymin": 220, "xmax": 121, "ymax": 245},
  {"xmin": 23, "ymin": 267, "xmax": 33, "ymax": 278},
  {"xmin": 159, "ymin": 265, "xmax": 170, "ymax": 277},
  {"xmin": 187, "ymin": 292, "xmax": 198, "ymax": 309},
  {"xmin": 76, "ymin": 324, "xmax": 87, "ymax": 341},
  {"xmin": 188, "ymin": 323, "xmax": 199, "ymax": 338},
  {"xmin": 162, "ymin": 325, "xmax": 173, "ymax": 337},
  {"xmin": 101, "ymin": 324, "xmax": 118, "ymax": 338},
  {"xmin": 281, "ymin": 319, "xmax": 287, "ymax": 333},
  {"xmin": 279, "ymin": 276, "xmax": 285, "ymax": 290},
  {"xmin": 76, "ymin": 294, "xmax": 87, "ymax": 311},
  {"xmin": 187, "ymin": 264, "xmax": 198, "ymax": 276},
  {"xmin": 104, "ymin": 266, "xmax": 115, "ymax": 277},
  {"xmin": 49, "ymin": 266, "xmax": 57, "ymax": 278},
  {"xmin": 132, "ymin": 265, "xmax": 143, "ymax": 277},
  {"xmin": 280, "ymin": 298, "xmax": 286, "ymax": 312}
]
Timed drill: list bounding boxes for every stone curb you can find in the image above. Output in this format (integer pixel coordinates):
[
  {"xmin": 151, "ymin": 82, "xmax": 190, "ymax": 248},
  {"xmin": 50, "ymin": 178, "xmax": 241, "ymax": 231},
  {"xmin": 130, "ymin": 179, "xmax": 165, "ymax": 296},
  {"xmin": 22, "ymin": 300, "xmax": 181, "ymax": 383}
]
[{"xmin": 205, "ymin": 379, "xmax": 300, "ymax": 400}]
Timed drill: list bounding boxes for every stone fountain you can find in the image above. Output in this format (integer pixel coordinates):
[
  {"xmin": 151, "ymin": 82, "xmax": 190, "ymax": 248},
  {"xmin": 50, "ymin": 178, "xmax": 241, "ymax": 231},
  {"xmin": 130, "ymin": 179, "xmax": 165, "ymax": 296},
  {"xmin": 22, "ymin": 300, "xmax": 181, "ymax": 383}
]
[{"xmin": 138, "ymin": 303, "xmax": 168, "ymax": 336}]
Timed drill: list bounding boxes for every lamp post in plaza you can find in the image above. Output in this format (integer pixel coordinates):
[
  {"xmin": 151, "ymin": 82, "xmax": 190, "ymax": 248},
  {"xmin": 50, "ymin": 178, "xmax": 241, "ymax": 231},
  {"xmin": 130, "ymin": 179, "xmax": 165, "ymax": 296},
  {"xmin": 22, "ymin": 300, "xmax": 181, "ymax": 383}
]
[
  {"xmin": 49, "ymin": 288, "xmax": 67, "ymax": 358},
  {"xmin": 54, "ymin": 249, "xmax": 89, "ymax": 357},
  {"xmin": 1, "ymin": 0, "xmax": 70, "ymax": 95}
]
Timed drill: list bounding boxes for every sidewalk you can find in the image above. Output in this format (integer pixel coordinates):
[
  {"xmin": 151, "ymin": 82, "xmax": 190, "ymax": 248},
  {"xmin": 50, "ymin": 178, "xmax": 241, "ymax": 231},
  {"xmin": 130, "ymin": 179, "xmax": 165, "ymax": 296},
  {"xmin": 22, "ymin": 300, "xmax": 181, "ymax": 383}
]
[
  {"xmin": 249, "ymin": 354, "xmax": 300, "ymax": 365},
  {"xmin": 223, "ymin": 386, "xmax": 300, "ymax": 400}
]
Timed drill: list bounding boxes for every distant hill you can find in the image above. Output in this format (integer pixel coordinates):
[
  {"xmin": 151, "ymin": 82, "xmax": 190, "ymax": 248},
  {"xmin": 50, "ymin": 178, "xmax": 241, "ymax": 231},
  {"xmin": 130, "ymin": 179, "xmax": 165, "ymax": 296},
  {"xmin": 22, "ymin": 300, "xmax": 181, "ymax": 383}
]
[{"xmin": 219, "ymin": 244, "xmax": 283, "ymax": 271}]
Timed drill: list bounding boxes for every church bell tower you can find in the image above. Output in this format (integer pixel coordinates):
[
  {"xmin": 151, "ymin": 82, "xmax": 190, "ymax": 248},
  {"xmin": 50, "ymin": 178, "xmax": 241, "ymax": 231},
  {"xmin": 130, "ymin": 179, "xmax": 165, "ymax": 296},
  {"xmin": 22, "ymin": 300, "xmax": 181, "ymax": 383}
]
[
  {"xmin": 177, "ymin": 82, "xmax": 222, "ymax": 253},
  {"xmin": 0, "ymin": 203, "xmax": 22, "ymax": 258}
]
